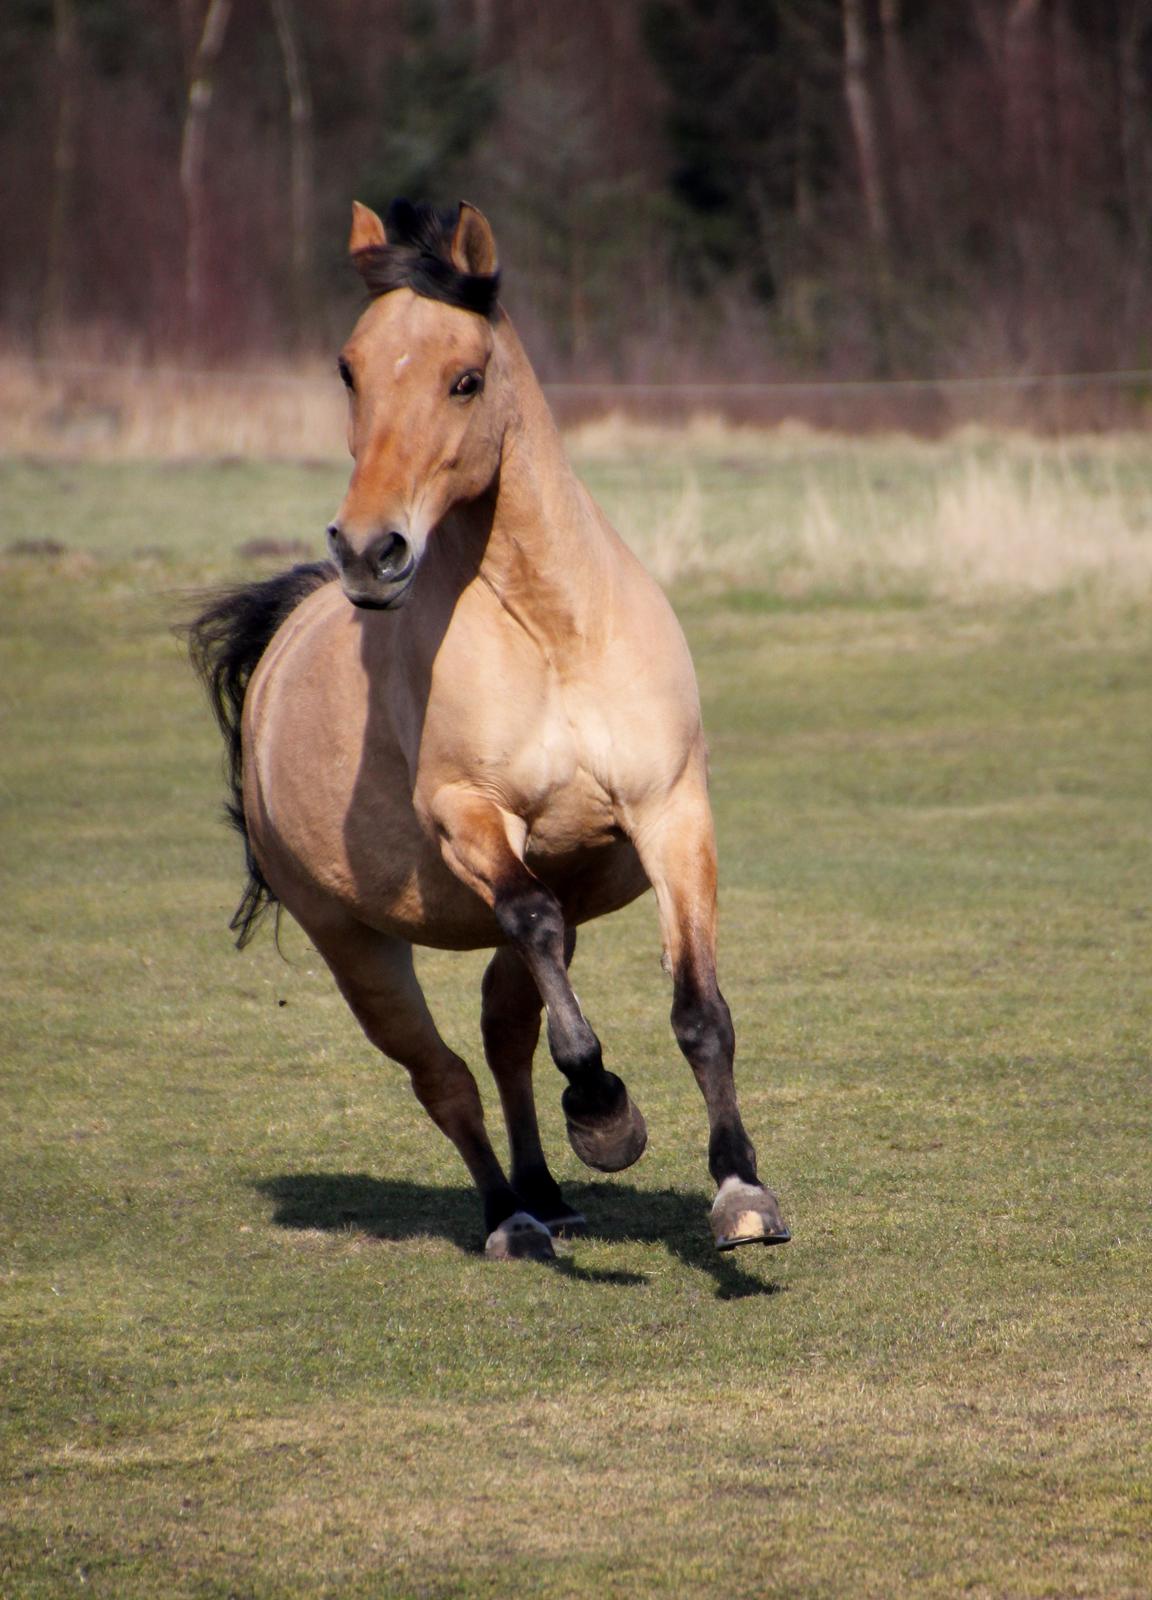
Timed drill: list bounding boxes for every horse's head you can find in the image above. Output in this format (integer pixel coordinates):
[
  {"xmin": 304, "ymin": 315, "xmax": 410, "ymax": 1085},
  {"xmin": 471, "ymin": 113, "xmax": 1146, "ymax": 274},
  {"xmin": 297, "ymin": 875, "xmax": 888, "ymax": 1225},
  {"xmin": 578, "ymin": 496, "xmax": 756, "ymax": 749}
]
[{"xmin": 327, "ymin": 199, "xmax": 505, "ymax": 609}]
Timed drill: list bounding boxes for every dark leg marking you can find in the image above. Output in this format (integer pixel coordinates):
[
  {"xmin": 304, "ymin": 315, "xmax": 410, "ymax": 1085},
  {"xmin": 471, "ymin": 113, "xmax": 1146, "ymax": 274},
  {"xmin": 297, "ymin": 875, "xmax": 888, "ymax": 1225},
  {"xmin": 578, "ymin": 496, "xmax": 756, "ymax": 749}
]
[
  {"xmin": 480, "ymin": 943, "xmax": 586, "ymax": 1233},
  {"xmin": 494, "ymin": 883, "xmax": 647, "ymax": 1172},
  {"xmin": 671, "ymin": 966, "xmax": 790, "ymax": 1249},
  {"xmin": 671, "ymin": 974, "xmax": 755, "ymax": 1186}
]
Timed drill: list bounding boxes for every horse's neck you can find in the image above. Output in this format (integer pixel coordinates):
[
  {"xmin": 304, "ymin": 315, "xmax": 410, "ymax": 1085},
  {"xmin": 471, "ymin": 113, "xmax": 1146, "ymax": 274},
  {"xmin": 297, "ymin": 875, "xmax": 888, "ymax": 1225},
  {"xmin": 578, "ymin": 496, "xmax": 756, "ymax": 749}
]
[{"xmin": 479, "ymin": 326, "xmax": 614, "ymax": 650}]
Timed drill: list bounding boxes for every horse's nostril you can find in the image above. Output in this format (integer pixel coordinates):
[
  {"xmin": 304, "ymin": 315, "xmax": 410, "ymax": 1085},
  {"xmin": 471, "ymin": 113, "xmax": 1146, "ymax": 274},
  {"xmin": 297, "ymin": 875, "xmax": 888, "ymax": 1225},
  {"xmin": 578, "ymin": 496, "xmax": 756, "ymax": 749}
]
[{"xmin": 371, "ymin": 532, "xmax": 409, "ymax": 582}]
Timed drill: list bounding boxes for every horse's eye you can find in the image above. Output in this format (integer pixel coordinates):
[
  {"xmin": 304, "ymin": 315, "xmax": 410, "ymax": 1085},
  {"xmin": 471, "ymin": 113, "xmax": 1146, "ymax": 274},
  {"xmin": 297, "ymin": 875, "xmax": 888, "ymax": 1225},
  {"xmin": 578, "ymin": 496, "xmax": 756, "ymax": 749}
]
[
  {"xmin": 337, "ymin": 358, "xmax": 355, "ymax": 393},
  {"xmin": 451, "ymin": 370, "xmax": 484, "ymax": 399}
]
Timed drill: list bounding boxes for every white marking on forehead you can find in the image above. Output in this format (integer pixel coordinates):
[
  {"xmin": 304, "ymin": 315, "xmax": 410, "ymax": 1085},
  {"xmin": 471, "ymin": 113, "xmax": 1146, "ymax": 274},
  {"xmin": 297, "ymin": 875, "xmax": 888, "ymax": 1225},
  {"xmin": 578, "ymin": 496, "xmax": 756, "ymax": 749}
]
[{"xmin": 394, "ymin": 353, "xmax": 411, "ymax": 376}]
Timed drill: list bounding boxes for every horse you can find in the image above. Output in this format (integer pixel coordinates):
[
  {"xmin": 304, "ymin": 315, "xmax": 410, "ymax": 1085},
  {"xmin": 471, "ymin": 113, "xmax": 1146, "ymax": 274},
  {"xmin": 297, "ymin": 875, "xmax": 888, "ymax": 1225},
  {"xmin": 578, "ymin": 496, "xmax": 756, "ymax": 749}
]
[{"xmin": 188, "ymin": 198, "xmax": 790, "ymax": 1261}]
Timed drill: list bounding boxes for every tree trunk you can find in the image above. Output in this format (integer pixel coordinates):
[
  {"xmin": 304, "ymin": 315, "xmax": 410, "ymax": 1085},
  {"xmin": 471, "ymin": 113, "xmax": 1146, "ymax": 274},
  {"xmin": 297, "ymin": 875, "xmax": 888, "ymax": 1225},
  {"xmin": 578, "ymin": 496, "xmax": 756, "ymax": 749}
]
[
  {"xmin": 42, "ymin": 0, "xmax": 79, "ymax": 347},
  {"xmin": 268, "ymin": 0, "xmax": 314, "ymax": 348},
  {"xmin": 1004, "ymin": 0, "xmax": 1048, "ymax": 198},
  {"xmin": 1120, "ymin": 0, "xmax": 1152, "ymax": 320},
  {"xmin": 879, "ymin": 0, "xmax": 916, "ymax": 231},
  {"xmin": 179, "ymin": 0, "xmax": 232, "ymax": 347},
  {"xmin": 472, "ymin": 0, "xmax": 493, "ymax": 54},
  {"xmin": 842, "ymin": 0, "xmax": 891, "ymax": 255}
]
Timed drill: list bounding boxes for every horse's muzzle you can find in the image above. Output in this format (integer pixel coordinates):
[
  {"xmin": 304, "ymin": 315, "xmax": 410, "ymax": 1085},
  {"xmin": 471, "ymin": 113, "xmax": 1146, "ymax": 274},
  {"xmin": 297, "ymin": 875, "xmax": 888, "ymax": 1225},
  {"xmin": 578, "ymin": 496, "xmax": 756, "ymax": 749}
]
[{"xmin": 328, "ymin": 524, "xmax": 416, "ymax": 609}]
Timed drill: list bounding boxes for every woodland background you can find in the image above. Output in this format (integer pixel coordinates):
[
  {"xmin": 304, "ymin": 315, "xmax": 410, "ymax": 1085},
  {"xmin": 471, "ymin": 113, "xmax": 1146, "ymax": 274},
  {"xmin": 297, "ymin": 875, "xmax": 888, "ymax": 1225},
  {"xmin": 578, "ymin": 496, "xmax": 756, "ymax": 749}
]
[{"xmin": 4, "ymin": 0, "xmax": 1152, "ymax": 406}]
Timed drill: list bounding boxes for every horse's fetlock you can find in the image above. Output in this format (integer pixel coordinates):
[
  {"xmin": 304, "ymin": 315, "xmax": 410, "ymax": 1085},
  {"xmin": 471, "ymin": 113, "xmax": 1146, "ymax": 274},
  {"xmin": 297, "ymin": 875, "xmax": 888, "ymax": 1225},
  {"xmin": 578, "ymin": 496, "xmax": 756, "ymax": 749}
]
[
  {"xmin": 561, "ymin": 1062, "xmax": 621, "ymax": 1118},
  {"xmin": 546, "ymin": 1016, "xmax": 605, "ymax": 1087},
  {"xmin": 709, "ymin": 1123, "xmax": 758, "ymax": 1187},
  {"xmin": 566, "ymin": 1042, "xmax": 606, "ymax": 1085}
]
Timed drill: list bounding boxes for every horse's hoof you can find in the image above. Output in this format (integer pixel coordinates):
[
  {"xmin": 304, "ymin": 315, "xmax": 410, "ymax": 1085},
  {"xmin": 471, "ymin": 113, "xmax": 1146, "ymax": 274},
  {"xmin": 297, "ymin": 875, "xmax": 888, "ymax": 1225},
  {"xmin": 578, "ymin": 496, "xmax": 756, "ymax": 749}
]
[
  {"xmin": 711, "ymin": 1177, "xmax": 791, "ymax": 1251},
  {"xmin": 484, "ymin": 1211, "xmax": 556, "ymax": 1261},
  {"xmin": 563, "ymin": 1076, "xmax": 648, "ymax": 1173}
]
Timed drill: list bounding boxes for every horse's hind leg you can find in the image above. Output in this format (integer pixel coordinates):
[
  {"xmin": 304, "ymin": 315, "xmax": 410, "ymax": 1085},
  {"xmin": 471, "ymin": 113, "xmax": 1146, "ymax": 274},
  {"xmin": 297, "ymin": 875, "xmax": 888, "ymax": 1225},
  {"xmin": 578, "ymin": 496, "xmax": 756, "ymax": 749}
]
[
  {"xmin": 312, "ymin": 919, "xmax": 555, "ymax": 1260},
  {"xmin": 480, "ymin": 941, "xmax": 587, "ymax": 1236},
  {"xmin": 430, "ymin": 790, "xmax": 647, "ymax": 1173}
]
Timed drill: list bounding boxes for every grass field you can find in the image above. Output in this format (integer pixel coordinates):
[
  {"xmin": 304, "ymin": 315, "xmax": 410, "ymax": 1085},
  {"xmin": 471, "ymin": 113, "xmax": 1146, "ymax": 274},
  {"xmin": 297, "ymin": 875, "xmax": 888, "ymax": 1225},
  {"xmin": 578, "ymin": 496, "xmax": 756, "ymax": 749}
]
[{"xmin": 2, "ymin": 435, "xmax": 1151, "ymax": 1597}]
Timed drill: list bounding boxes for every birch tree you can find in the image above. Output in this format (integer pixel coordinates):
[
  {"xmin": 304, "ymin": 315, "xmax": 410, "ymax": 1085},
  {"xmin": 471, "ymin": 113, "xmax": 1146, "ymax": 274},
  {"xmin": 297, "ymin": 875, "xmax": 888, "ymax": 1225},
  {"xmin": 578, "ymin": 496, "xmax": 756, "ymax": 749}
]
[
  {"xmin": 42, "ymin": 0, "xmax": 79, "ymax": 346},
  {"xmin": 842, "ymin": 0, "xmax": 891, "ymax": 256},
  {"xmin": 179, "ymin": 0, "xmax": 232, "ymax": 344},
  {"xmin": 268, "ymin": 0, "xmax": 314, "ymax": 346}
]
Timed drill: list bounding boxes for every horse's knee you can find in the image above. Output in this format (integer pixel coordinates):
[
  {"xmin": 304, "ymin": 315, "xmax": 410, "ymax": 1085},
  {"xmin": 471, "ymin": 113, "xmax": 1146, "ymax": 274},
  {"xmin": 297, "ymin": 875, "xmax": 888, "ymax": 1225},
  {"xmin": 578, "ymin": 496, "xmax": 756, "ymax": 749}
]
[
  {"xmin": 409, "ymin": 1052, "xmax": 485, "ymax": 1128},
  {"xmin": 494, "ymin": 883, "xmax": 566, "ymax": 959}
]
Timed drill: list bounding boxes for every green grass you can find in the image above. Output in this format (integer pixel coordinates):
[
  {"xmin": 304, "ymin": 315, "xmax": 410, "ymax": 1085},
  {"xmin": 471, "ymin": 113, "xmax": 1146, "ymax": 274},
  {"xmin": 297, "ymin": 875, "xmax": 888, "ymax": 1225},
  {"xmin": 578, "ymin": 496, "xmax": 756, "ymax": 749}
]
[{"xmin": 1, "ymin": 445, "xmax": 1150, "ymax": 1598}]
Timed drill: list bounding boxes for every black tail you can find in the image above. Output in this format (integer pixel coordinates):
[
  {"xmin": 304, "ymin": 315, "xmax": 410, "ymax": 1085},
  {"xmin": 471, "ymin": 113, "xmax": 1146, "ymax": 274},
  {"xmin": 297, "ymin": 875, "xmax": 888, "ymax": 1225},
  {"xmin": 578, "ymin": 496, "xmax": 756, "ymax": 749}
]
[{"xmin": 183, "ymin": 561, "xmax": 338, "ymax": 947}]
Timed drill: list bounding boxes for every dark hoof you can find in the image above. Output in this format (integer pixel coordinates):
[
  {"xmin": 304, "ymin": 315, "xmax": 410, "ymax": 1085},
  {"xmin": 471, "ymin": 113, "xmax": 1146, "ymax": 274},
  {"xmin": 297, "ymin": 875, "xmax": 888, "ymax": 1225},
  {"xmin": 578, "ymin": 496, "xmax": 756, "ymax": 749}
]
[
  {"xmin": 563, "ymin": 1075, "xmax": 648, "ymax": 1173},
  {"xmin": 710, "ymin": 1178, "xmax": 791, "ymax": 1251},
  {"xmin": 484, "ymin": 1211, "xmax": 556, "ymax": 1261}
]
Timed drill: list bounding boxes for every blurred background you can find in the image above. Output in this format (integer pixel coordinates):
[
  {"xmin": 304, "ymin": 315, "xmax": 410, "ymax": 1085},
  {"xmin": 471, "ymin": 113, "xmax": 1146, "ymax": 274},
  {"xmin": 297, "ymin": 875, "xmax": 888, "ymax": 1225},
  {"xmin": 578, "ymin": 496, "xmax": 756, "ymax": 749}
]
[{"xmin": 4, "ymin": 0, "xmax": 1152, "ymax": 432}]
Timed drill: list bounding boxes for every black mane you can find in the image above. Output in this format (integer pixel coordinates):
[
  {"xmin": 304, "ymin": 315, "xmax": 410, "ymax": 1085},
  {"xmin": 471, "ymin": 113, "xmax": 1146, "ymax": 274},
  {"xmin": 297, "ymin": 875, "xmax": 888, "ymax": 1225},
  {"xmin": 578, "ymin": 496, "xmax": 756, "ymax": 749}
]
[{"xmin": 353, "ymin": 200, "xmax": 500, "ymax": 318}]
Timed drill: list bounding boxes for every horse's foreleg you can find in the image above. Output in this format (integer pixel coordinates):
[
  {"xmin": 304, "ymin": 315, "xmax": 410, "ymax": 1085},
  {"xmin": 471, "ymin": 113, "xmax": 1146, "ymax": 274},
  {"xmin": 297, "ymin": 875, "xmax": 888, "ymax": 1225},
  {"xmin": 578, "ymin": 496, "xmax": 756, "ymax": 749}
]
[
  {"xmin": 313, "ymin": 919, "xmax": 554, "ymax": 1260},
  {"xmin": 480, "ymin": 942, "xmax": 587, "ymax": 1234},
  {"xmin": 632, "ymin": 766, "xmax": 791, "ymax": 1250},
  {"xmin": 430, "ymin": 789, "xmax": 647, "ymax": 1172}
]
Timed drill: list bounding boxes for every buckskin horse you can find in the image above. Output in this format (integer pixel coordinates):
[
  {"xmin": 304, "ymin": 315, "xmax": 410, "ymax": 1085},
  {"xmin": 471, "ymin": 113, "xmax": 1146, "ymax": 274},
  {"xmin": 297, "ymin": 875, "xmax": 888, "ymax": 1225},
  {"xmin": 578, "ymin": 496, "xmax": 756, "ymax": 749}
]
[{"xmin": 188, "ymin": 199, "xmax": 790, "ymax": 1261}]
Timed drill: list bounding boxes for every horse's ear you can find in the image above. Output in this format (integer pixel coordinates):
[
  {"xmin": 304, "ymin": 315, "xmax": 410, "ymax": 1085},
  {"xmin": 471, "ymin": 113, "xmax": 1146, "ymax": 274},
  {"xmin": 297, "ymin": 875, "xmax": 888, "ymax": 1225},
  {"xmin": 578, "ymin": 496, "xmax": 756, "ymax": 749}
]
[
  {"xmin": 450, "ymin": 202, "xmax": 499, "ymax": 276},
  {"xmin": 349, "ymin": 201, "xmax": 387, "ymax": 257}
]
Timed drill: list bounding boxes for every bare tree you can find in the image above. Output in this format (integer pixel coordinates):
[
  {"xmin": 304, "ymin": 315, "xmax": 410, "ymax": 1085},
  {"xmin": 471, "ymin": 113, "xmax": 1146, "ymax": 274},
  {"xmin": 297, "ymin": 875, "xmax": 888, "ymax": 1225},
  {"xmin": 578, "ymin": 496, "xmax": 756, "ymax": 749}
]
[
  {"xmin": 268, "ymin": 0, "xmax": 314, "ymax": 346},
  {"xmin": 42, "ymin": 0, "xmax": 79, "ymax": 347},
  {"xmin": 878, "ymin": 0, "xmax": 917, "ymax": 233},
  {"xmin": 179, "ymin": 0, "xmax": 233, "ymax": 344},
  {"xmin": 1120, "ymin": 0, "xmax": 1152, "ymax": 303},
  {"xmin": 1004, "ymin": 0, "xmax": 1048, "ymax": 198},
  {"xmin": 472, "ymin": 0, "xmax": 494, "ymax": 55},
  {"xmin": 842, "ymin": 0, "xmax": 891, "ymax": 255}
]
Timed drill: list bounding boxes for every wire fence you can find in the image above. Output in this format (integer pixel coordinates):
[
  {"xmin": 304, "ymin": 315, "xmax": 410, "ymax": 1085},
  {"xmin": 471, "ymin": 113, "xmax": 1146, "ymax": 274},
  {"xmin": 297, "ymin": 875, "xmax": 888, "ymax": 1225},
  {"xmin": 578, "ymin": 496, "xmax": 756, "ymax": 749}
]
[
  {"xmin": 4, "ymin": 354, "xmax": 1151, "ymax": 450},
  {"xmin": 5, "ymin": 354, "xmax": 1152, "ymax": 395}
]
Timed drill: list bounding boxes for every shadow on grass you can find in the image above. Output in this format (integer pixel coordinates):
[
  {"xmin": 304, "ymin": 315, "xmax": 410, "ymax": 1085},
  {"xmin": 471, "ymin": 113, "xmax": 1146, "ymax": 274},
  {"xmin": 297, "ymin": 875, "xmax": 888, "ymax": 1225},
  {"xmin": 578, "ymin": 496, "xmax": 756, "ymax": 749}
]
[{"xmin": 254, "ymin": 1173, "xmax": 785, "ymax": 1300}]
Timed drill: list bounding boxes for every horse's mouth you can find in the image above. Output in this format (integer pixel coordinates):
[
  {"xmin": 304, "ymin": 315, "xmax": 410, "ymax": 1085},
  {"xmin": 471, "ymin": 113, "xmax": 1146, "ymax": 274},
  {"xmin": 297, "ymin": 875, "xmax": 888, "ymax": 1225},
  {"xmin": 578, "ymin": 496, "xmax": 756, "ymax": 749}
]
[
  {"xmin": 343, "ymin": 559, "xmax": 416, "ymax": 611},
  {"xmin": 346, "ymin": 587, "xmax": 411, "ymax": 611}
]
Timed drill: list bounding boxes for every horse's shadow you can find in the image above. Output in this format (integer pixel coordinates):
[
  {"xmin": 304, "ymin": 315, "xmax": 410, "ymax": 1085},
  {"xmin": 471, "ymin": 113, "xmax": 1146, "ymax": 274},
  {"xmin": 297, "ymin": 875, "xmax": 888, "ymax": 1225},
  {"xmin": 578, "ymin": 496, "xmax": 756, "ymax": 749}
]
[{"xmin": 253, "ymin": 1173, "xmax": 785, "ymax": 1300}]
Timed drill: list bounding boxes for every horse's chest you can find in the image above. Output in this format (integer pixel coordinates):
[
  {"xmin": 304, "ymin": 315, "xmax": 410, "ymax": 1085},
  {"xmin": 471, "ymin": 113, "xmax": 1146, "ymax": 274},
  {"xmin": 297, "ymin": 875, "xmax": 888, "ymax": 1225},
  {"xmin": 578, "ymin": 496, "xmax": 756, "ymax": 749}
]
[
  {"xmin": 526, "ymin": 774, "xmax": 617, "ymax": 855},
  {"xmin": 505, "ymin": 713, "xmax": 619, "ymax": 854}
]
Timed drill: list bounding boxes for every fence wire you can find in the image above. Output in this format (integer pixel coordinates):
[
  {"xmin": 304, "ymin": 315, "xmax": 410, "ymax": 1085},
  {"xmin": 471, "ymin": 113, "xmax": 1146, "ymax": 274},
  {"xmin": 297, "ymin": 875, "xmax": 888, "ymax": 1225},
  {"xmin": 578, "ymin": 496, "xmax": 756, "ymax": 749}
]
[{"xmin": 4, "ymin": 355, "xmax": 1152, "ymax": 396}]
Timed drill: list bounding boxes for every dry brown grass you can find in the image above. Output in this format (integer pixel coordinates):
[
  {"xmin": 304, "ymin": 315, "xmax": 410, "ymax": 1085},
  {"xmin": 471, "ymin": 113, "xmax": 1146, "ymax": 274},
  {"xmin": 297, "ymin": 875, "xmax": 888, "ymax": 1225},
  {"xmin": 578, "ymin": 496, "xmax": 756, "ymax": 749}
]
[
  {"xmin": 0, "ymin": 355, "xmax": 347, "ymax": 461},
  {"xmin": 789, "ymin": 454, "xmax": 1152, "ymax": 604},
  {"xmin": 5, "ymin": 360, "xmax": 1151, "ymax": 606}
]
